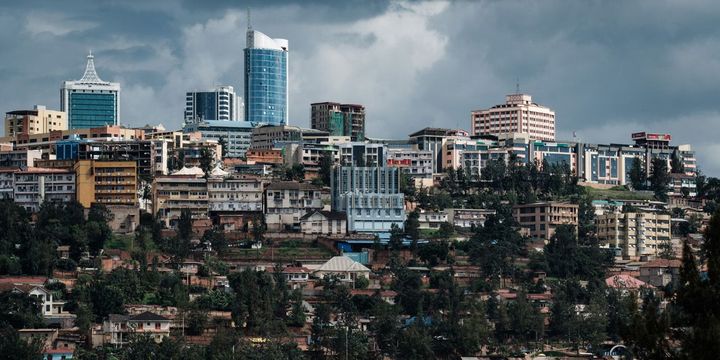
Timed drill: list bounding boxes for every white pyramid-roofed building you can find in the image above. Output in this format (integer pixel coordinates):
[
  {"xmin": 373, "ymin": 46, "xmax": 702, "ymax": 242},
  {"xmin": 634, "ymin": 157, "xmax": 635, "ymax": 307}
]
[
  {"xmin": 171, "ymin": 166, "xmax": 205, "ymax": 177},
  {"xmin": 315, "ymin": 256, "xmax": 370, "ymax": 281}
]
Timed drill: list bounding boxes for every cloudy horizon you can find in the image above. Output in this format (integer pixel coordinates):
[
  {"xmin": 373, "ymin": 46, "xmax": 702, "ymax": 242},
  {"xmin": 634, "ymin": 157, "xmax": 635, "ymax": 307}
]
[{"xmin": 2, "ymin": 0, "xmax": 719, "ymax": 175}]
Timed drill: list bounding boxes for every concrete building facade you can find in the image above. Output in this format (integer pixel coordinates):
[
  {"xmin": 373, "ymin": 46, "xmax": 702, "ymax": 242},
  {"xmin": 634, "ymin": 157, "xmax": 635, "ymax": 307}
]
[
  {"xmin": 5, "ymin": 106, "xmax": 67, "ymax": 138},
  {"xmin": 596, "ymin": 210, "xmax": 672, "ymax": 259},
  {"xmin": 513, "ymin": 202, "xmax": 578, "ymax": 239},
  {"xmin": 472, "ymin": 93, "xmax": 556, "ymax": 141}
]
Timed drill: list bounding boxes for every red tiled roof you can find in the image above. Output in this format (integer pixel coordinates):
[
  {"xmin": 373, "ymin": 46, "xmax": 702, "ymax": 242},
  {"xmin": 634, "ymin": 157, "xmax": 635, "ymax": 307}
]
[
  {"xmin": 0, "ymin": 276, "xmax": 47, "ymax": 285},
  {"xmin": 641, "ymin": 259, "xmax": 682, "ymax": 268}
]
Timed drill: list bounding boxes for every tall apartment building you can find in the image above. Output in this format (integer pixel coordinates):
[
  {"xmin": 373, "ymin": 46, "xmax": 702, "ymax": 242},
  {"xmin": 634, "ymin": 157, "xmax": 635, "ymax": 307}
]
[
  {"xmin": 386, "ymin": 148, "xmax": 433, "ymax": 179},
  {"xmin": 5, "ymin": 106, "xmax": 67, "ymax": 138},
  {"xmin": 153, "ymin": 172, "xmax": 208, "ymax": 227},
  {"xmin": 338, "ymin": 143, "xmax": 387, "ymax": 167},
  {"xmin": 596, "ymin": 210, "xmax": 671, "ymax": 259},
  {"xmin": 207, "ymin": 175, "xmax": 264, "ymax": 213},
  {"xmin": 184, "ymin": 86, "xmax": 243, "ymax": 123},
  {"xmin": 332, "ymin": 165, "xmax": 405, "ymax": 232},
  {"xmin": 74, "ymin": 160, "xmax": 137, "ymax": 207},
  {"xmin": 263, "ymin": 181, "xmax": 325, "ymax": 231},
  {"xmin": 513, "ymin": 202, "xmax": 578, "ymax": 239},
  {"xmin": 472, "ymin": 93, "xmax": 556, "ymax": 141},
  {"xmin": 310, "ymin": 102, "xmax": 366, "ymax": 141},
  {"xmin": 5, "ymin": 125, "xmax": 144, "ymax": 152},
  {"xmin": 245, "ymin": 28, "xmax": 288, "ymax": 125},
  {"xmin": 408, "ymin": 127, "xmax": 451, "ymax": 173},
  {"xmin": 61, "ymin": 52, "xmax": 120, "ymax": 129},
  {"xmin": 13, "ymin": 167, "xmax": 76, "ymax": 212}
]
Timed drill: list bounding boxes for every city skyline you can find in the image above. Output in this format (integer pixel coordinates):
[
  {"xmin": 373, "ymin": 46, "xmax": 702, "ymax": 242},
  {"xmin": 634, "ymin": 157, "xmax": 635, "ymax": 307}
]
[{"xmin": 0, "ymin": 1, "xmax": 719, "ymax": 174}]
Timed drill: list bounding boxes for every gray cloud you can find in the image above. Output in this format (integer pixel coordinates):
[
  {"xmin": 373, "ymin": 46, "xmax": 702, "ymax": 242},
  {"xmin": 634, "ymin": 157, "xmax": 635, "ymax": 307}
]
[{"xmin": 0, "ymin": 0, "xmax": 719, "ymax": 175}]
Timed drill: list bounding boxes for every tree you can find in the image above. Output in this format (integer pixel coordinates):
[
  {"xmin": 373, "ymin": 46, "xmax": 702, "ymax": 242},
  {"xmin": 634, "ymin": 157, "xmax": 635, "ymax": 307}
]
[
  {"xmin": 389, "ymin": 223, "xmax": 404, "ymax": 251},
  {"xmin": 287, "ymin": 289, "xmax": 306, "ymax": 327},
  {"xmin": 405, "ymin": 209, "xmax": 420, "ymax": 256},
  {"xmin": 199, "ymin": 147, "xmax": 214, "ymax": 178},
  {"xmin": 629, "ymin": 156, "xmax": 647, "ymax": 190},
  {"xmin": 436, "ymin": 222, "xmax": 454, "ymax": 239},
  {"xmin": 217, "ymin": 136, "xmax": 228, "ymax": 158},
  {"xmin": 649, "ymin": 157, "xmax": 670, "ymax": 202},
  {"xmin": 284, "ymin": 164, "xmax": 305, "ymax": 182},
  {"xmin": 0, "ymin": 292, "xmax": 43, "ymax": 329},
  {"xmin": 186, "ymin": 309, "xmax": 208, "ymax": 336},
  {"xmin": 670, "ymin": 150, "xmax": 684, "ymax": 174},
  {"xmin": 0, "ymin": 323, "xmax": 44, "ymax": 359},
  {"xmin": 318, "ymin": 151, "xmax": 334, "ymax": 186}
]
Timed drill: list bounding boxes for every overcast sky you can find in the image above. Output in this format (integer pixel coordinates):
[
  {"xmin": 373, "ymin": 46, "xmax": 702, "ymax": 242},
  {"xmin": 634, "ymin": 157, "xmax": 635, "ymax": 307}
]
[{"xmin": 2, "ymin": 0, "xmax": 719, "ymax": 175}]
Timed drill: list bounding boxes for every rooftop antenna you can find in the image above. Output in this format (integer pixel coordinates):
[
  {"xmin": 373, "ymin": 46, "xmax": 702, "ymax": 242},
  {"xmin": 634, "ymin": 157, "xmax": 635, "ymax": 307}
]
[
  {"xmin": 515, "ymin": 77, "xmax": 520, "ymax": 94},
  {"xmin": 247, "ymin": 7, "xmax": 252, "ymax": 30}
]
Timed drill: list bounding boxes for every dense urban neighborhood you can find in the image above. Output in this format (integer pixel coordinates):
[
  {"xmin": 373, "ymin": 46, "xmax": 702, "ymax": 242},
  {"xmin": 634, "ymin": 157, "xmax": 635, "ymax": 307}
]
[{"xmin": 2, "ymin": 5, "xmax": 720, "ymax": 360}]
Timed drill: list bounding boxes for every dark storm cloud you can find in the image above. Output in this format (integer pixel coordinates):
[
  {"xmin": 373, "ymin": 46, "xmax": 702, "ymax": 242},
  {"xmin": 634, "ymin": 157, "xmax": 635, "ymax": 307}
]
[{"xmin": 0, "ymin": 0, "xmax": 719, "ymax": 174}]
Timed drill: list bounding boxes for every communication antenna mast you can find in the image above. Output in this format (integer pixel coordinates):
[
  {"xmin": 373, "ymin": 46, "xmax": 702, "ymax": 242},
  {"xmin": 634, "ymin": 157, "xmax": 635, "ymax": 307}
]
[
  {"xmin": 247, "ymin": 7, "xmax": 252, "ymax": 30},
  {"xmin": 515, "ymin": 77, "xmax": 520, "ymax": 94}
]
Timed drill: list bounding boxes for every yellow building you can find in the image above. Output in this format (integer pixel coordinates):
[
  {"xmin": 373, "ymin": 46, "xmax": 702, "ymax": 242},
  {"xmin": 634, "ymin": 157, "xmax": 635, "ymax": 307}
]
[
  {"xmin": 4, "ymin": 105, "xmax": 67, "ymax": 137},
  {"xmin": 596, "ymin": 210, "xmax": 672, "ymax": 259},
  {"xmin": 74, "ymin": 160, "xmax": 138, "ymax": 208},
  {"xmin": 513, "ymin": 201, "xmax": 579, "ymax": 239}
]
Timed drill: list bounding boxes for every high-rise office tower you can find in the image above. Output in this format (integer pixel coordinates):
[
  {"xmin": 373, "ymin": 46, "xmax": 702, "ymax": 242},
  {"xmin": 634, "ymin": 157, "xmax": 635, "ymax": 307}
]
[
  {"xmin": 184, "ymin": 85, "xmax": 243, "ymax": 123},
  {"xmin": 61, "ymin": 52, "xmax": 120, "ymax": 129},
  {"xmin": 310, "ymin": 102, "xmax": 365, "ymax": 141},
  {"xmin": 244, "ymin": 27, "xmax": 288, "ymax": 125}
]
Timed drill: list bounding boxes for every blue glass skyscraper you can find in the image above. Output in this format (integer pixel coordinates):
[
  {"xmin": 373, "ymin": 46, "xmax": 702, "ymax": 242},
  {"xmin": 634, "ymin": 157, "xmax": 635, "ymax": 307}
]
[
  {"xmin": 244, "ymin": 29, "xmax": 288, "ymax": 125},
  {"xmin": 61, "ymin": 52, "xmax": 120, "ymax": 129}
]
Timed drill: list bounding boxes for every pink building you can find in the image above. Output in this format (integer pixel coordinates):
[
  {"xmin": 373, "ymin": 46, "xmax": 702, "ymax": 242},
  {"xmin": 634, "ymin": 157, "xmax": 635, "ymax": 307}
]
[{"xmin": 471, "ymin": 93, "xmax": 556, "ymax": 141}]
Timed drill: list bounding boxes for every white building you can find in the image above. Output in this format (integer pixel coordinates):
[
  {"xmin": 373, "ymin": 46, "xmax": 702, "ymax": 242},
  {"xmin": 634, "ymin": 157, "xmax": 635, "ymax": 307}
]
[
  {"xmin": 103, "ymin": 312, "xmax": 171, "ymax": 346},
  {"xmin": 264, "ymin": 181, "xmax": 325, "ymax": 231},
  {"xmin": 314, "ymin": 256, "xmax": 371, "ymax": 282},
  {"xmin": 13, "ymin": 168, "xmax": 75, "ymax": 212},
  {"xmin": 472, "ymin": 93, "xmax": 556, "ymax": 142},
  {"xmin": 387, "ymin": 148, "xmax": 433, "ymax": 179},
  {"xmin": 207, "ymin": 172, "xmax": 264, "ymax": 212},
  {"xmin": 61, "ymin": 52, "xmax": 120, "ymax": 129},
  {"xmin": 185, "ymin": 85, "xmax": 243, "ymax": 123},
  {"xmin": 300, "ymin": 210, "xmax": 347, "ymax": 235}
]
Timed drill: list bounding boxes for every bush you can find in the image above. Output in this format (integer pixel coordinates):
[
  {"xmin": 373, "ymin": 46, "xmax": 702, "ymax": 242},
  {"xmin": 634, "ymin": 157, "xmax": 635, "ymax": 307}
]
[
  {"xmin": 355, "ymin": 276, "xmax": 369, "ymax": 289},
  {"xmin": 54, "ymin": 258, "xmax": 77, "ymax": 272}
]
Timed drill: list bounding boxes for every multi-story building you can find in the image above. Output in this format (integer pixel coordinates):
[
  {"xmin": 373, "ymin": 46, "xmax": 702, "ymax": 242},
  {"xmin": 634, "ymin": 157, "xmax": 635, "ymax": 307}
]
[
  {"xmin": 332, "ymin": 165, "xmax": 405, "ymax": 232},
  {"xmin": 263, "ymin": 181, "xmax": 325, "ymax": 231},
  {"xmin": 447, "ymin": 208, "xmax": 496, "ymax": 229},
  {"xmin": 338, "ymin": 143, "xmax": 387, "ymax": 167},
  {"xmin": 513, "ymin": 202, "xmax": 578, "ymax": 239},
  {"xmin": 408, "ymin": 127, "xmax": 451, "ymax": 173},
  {"xmin": 471, "ymin": 93, "xmax": 556, "ymax": 141},
  {"xmin": 57, "ymin": 140, "xmax": 155, "ymax": 179},
  {"xmin": 184, "ymin": 85, "xmax": 243, "ymax": 123},
  {"xmin": 102, "ymin": 312, "xmax": 171, "ymax": 346},
  {"xmin": 183, "ymin": 120, "xmax": 254, "ymax": 158},
  {"xmin": 0, "ymin": 149, "xmax": 42, "ymax": 168},
  {"xmin": 0, "ymin": 168, "xmax": 16, "ymax": 199},
  {"xmin": 13, "ymin": 167, "xmax": 76, "ymax": 212},
  {"xmin": 174, "ymin": 139, "xmax": 221, "ymax": 168},
  {"xmin": 5, "ymin": 106, "xmax": 67, "ymax": 138},
  {"xmin": 310, "ymin": 102, "xmax": 366, "ymax": 141},
  {"xmin": 387, "ymin": 148, "xmax": 433, "ymax": 179},
  {"xmin": 596, "ymin": 210, "xmax": 672, "ymax": 259},
  {"xmin": 153, "ymin": 169, "xmax": 208, "ymax": 227},
  {"xmin": 61, "ymin": 52, "xmax": 120, "ymax": 129},
  {"xmin": 251, "ymin": 125, "xmax": 303, "ymax": 150},
  {"xmin": 245, "ymin": 28, "xmax": 288, "ymax": 125},
  {"xmin": 5, "ymin": 125, "xmax": 144, "ymax": 152},
  {"xmin": 74, "ymin": 160, "xmax": 137, "ymax": 207},
  {"xmin": 207, "ymin": 175, "xmax": 264, "ymax": 213}
]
